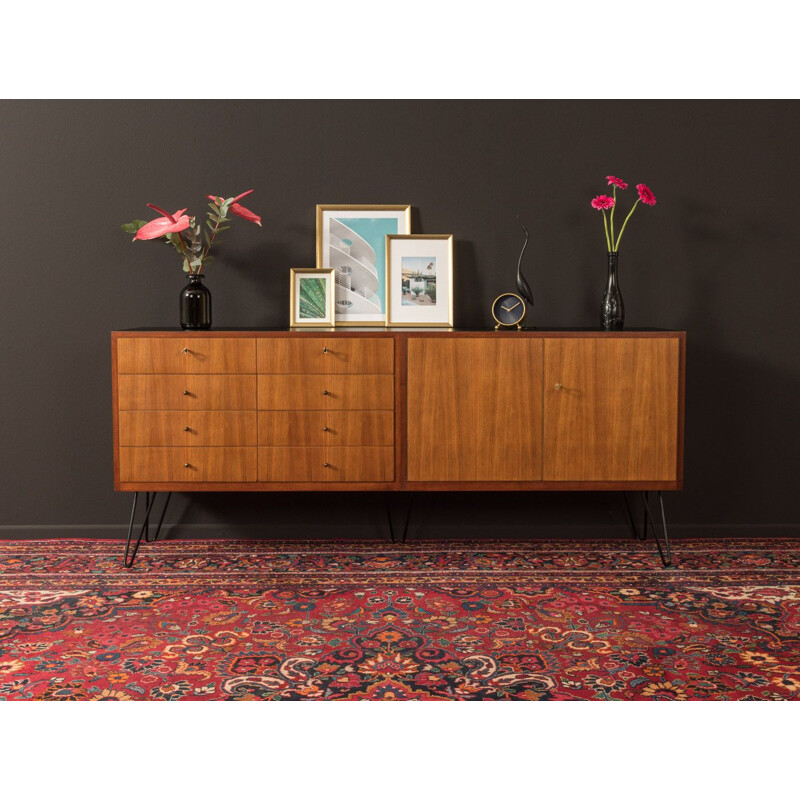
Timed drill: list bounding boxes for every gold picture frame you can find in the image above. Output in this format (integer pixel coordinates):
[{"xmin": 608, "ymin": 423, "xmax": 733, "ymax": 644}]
[
  {"xmin": 289, "ymin": 268, "xmax": 336, "ymax": 328},
  {"xmin": 316, "ymin": 204, "xmax": 412, "ymax": 326},
  {"xmin": 385, "ymin": 234, "xmax": 454, "ymax": 328}
]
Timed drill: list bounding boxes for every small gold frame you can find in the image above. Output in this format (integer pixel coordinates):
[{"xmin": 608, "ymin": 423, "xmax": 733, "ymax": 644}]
[
  {"xmin": 290, "ymin": 268, "xmax": 336, "ymax": 328},
  {"xmin": 316, "ymin": 204, "xmax": 412, "ymax": 327},
  {"xmin": 385, "ymin": 234, "xmax": 454, "ymax": 328}
]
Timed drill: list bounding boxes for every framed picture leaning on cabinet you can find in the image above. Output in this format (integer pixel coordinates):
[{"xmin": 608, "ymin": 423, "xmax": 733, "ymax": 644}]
[
  {"xmin": 290, "ymin": 268, "xmax": 336, "ymax": 327},
  {"xmin": 386, "ymin": 234, "xmax": 453, "ymax": 327},
  {"xmin": 316, "ymin": 204, "xmax": 411, "ymax": 326}
]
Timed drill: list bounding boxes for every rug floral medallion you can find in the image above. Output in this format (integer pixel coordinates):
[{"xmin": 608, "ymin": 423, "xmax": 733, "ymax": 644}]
[{"xmin": 0, "ymin": 539, "xmax": 799, "ymax": 700}]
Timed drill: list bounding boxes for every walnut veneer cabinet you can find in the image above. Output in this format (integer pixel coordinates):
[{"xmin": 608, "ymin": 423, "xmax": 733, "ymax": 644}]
[{"xmin": 112, "ymin": 329, "xmax": 685, "ymax": 564}]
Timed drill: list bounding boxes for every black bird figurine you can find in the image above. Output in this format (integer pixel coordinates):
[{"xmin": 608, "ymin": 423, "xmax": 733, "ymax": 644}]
[{"xmin": 515, "ymin": 216, "xmax": 534, "ymax": 309}]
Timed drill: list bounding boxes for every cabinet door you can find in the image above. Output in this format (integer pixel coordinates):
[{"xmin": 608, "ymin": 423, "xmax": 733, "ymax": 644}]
[
  {"xmin": 543, "ymin": 338, "xmax": 680, "ymax": 481},
  {"xmin": 407, "ymin": 338, "xmax": 543, "ymax": 482}
]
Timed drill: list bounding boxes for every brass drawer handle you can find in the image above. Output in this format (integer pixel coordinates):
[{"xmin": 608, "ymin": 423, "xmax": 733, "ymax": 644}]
[
  {"xmin": 322, "ymin": 347, "xmax": 329, "ymax": 354},
  {"xmin": 181, "ymin": 347, "xmax": 191, "ymax": 354},
  {"xmin": 322, "ymin": 390, "xmax": 329, "ymax": 396},
  {"xmin": 183, "ymin": 390, "xmax": 193, "ymax": 396},
  {"xmin": 184, "ymin": 462, "xmax": 192, "ymax": 468},
  {"xmin": 323, "ymin": 462, "xmax": 330, "ymax": 468},
  {"xmin": 554, "ymin": 383, "xmax": 562, "ymax": 391},
  {"xmin": 322, "ymin": 426, "xmax": 329, "ymax": 432},
  {"xmin": 184, "ymin": 426, "xmax": 192, "ymax": 432}
]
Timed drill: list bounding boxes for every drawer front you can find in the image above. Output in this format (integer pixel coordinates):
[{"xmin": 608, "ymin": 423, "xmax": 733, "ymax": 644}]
[
  {"xmin": 257, "ymin": 375, "xmax": 394, "ymax": 410},
  {"xmin": 257, "ymin": 337, "xmax": 393, "ymax": 374},
  {"xmin": 257, "ymin": 411, "xmax": 393, "ymax": 446},
  {"xmin": 258, "ymin": 446, "xmax": 394, "ymax": 482},
  {"xmin": 118, "ymin": 375, "xmax": 257, "ymax": 410},
  {"xmin": 119, "ymin": 411, "xmax": 257, "ymax": 446},
  {"xmin": 118, "ymin": 337, "xmax": 256, "ymax": 373},
  {"xmin": 120, "ymin": 447, "xmax": 257, "ymax": 482}
]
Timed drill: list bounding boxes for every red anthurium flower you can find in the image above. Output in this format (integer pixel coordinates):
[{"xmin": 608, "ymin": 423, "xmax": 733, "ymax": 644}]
[
  {"xmin": 134, "ymin": 204, "xmax": 191, "ymax": 241},
  {"xmin": 636, "ymin": 183, "xmax": 657, "ymax": 206},
  {"xmin": 591, "ymin": 195, "xmax": 615, "ymax": 210},
  {"xmin": 606, "ymin": 175, "xmax": 628, "ymax": 190},
  {"xmin": 208, "ymin": 189, "xmax": 262, "ymax": 226}
]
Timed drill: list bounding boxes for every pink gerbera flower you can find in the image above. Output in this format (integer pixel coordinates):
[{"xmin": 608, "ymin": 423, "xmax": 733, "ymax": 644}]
[
  {"xmin": 606, "ymin": 175, "xmax": 628, "ymax": 190},
  {"xmin": 591, "ymin": 195, "xmax": 615, "ymax": 210},
  {"xmin": 636, "ymin": 183, "xmax": 657, "ymax": 206}
]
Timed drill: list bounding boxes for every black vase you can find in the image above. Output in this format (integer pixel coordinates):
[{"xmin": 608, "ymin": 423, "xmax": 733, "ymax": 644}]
[
  {"xmin": 180, "ymin": 273, "xmax": 212, "ymax": 330},
  {"xmin": 600, "ymin": 251, "xmax": 624, "ymax": 331}
]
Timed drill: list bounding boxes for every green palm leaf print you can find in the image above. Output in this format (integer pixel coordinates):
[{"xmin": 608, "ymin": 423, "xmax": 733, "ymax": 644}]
[{"xmin": 299, "ymin": 277, "xmax": 328, "ymax": 319}]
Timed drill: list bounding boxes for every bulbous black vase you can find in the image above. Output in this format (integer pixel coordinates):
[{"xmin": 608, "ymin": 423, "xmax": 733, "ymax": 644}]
[
  {"xmin": 180, "ymin": 273, "xmax": 212, "ymax": 330},
  {"xmin": 600, "ymin": 251, "xmax": 624, "ymax": 331}
]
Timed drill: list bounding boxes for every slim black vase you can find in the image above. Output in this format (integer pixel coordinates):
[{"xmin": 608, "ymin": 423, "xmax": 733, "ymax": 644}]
[
  {"xmin": 180, "ymin": 273, "xmax": 212, "ymax": 330},
  {"xmin": 600, "ymin": 251, "xmax": 624, "ymax": 331}
]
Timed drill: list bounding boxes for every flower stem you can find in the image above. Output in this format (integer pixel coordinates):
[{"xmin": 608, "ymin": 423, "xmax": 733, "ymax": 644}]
[
  {"xmin": 610, "ymin": 186, "xmax": 616, "ymax": 246},
  {"xmin": 200, "ymin": 206, "xmax": 226, "ymax": 274},
  {"xmin": 177, "ymin": 233, "xmax": 194, "ymax": 274},
  {"xmin": 602, "ymin": 210, "xmax": 611, "ymax": 251},
  {"xmin": 614, "ymin": 199, "xmax": 640, "ymax": 250}
]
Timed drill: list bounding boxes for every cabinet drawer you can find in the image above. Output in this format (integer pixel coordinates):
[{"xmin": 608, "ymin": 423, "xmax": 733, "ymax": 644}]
[
  {"xmin": 118, "ymin": 375, "xmax": 256, "ymax": 410},
  {"xmin": 257, "ymin": 375, "xmax": 394, "ymax": 410},
  {"xmin": 258, "ymin": 446, "xmax": 394, "ymax": 482},
  {"xmin": 119, "ymin": 411, "xmax": 257, "ymax": 446},
  {"xmin": 257, "ymin": 411, "xmax": 393, "ymax": 446},
  {"xmin": 117, "ymin": 337, "xmax": 256, "ymax": 373},
  {"xmin": 257, "ymin": 337, "xmax": 393, "ymax": 374},
  {"xmin": 120, "ymin": 447, "xmax": 257, "ymax": 482}
]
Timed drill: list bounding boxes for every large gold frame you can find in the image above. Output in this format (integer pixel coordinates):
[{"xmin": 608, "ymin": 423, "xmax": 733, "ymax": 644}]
[
  {"xmin": 316, "ymin": 204, "xmax": 412, "ymax": 327},
  {"xmin": 385, "ymin": 234, "xmax": 454, "ymax": 328},
  {"xmin": 289, "ymin": 268, "xmax": 336, "ymax": 328}
]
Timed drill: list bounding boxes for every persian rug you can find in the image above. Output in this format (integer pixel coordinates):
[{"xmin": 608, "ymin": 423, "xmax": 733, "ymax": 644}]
[{"xmin": 0, "ymin": 538, "xmax": 799, "ymax": 701}]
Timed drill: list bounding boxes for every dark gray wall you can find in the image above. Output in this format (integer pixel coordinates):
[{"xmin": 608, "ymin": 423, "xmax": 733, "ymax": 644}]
[{"xmin": 1, "ymin": 100, "xmax": 798, "ymax": 540}]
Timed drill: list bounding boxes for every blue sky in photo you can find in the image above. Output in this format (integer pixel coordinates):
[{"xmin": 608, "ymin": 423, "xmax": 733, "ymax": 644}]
[
  {"xmin": 335, "ymin": 217, "xmax": 398, "ymax": 310},
  {"xmin": 401, "ymin": 256, "xmax": 436, "ymax": 275}
]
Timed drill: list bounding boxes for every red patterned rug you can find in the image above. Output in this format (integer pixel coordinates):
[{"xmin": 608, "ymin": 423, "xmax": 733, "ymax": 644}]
[{"xmin": 1, "ymin": 538, "xmax": 799, "ymax": 700}]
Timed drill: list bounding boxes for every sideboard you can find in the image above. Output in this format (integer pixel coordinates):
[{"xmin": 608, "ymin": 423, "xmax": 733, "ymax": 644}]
[{"xmin": 111, "ymin": 329, "xmax": 685, "ymax": 565}]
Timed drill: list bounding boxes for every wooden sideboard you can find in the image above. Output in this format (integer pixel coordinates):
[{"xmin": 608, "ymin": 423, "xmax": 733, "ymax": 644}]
[{"xmin": 112, "ymin": 329, "xmax": 684, "ymax": 492}]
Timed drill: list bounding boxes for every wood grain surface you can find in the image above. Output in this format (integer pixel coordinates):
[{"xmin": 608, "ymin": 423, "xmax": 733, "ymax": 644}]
[
  {"xmin": 257, "ymin": 375, "xmax": 394, "ymax": 410},
  {"xmin": 258, "ymin": 446, "xmax": 394, "ymax": 482},
  {"xmin": 119, "ymin": 446, "xmax": 257, "ymax": 482},
  {"xmin": 257, "ymin": 337, "xmax": 393, "ymax": 374},
  {"xmin": 118, "ymin": 375, "xmax": 257, "ymax": 411},
  {"xmin": 117, "ymin": 337, "xmax": 256, "ymax": 373},
  {"xmin": 119, "ymin": 411, "xmax": 257, "ymax": 446},
  {"xmin": 542, "ymin": 338, "xmax": 680, "ymax": 481},
  {"xmin": 407, "ymin": 338, "xmax": 544, "ymax": 481},
  {"xmin": 257, "ymin": 411, "xmax": 393, "ymax": 446}
]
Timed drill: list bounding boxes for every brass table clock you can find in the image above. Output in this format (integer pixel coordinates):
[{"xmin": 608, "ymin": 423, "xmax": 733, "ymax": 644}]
[{"xmin": 492, "ymin": 292, "xmax": 527, "ymax": 329}]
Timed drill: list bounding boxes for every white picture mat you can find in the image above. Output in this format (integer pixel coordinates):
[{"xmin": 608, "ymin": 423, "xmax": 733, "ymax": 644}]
[
  {"xmin": 388, "ymin": 237, "xmax": 452, "ymax": 325},
  {"xmin": 320, "ymin": 209, "xmax": 410, "ymax": 324}
]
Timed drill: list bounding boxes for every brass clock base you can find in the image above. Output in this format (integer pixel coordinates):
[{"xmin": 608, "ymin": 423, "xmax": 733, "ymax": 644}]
[{"xmin": 494, "ymin": 323, "xmax": 523, "ymax": 330}]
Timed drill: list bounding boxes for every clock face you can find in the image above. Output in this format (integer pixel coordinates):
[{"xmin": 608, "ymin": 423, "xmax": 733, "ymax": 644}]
[{"xmin": 492, "ymin": 293, "xmax": 526, "ymax": 327}]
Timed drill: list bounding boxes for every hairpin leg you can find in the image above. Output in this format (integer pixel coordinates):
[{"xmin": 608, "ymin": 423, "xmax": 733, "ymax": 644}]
[
  {"xmin": 386, "ymin": 493, "xmax": 415, "ymax": 543},
  {"xmin": 623, "ymin": 492, "xmax": 647, "ymax": 541},
  {"xmin": 621, "ymin": 491, "xmax": 672, "ymax": 567},
  {"xmin": 123, "ymin": 491, "xmax": 172, "ymax": 568}
]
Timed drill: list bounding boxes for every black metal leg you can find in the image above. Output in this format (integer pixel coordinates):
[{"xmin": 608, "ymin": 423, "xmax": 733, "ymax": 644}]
[
  {"xmin": 123, "ymin": 491, "xmax": 171, "ymax": 568},
  {"xmin": 623, "ymin": 491, "xmax": 672, "ymax": 567},
  {"xmin": 643, "ymin": 491, "xmax": 672, "ymax": 567},
  {"xmin": 400, "ymin": 493, "xmax": 414, "ymax": 543},
  {"xmin": 386, "ymin": 493, "xmax": 415, "ymax": 543},
  {"xmin": 623, "ymin": 492, "xmax": 647, "ymax": 541},
  {"xmin": 386, "ymin": 500, "xmax": 397, "ymax": 543}
]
